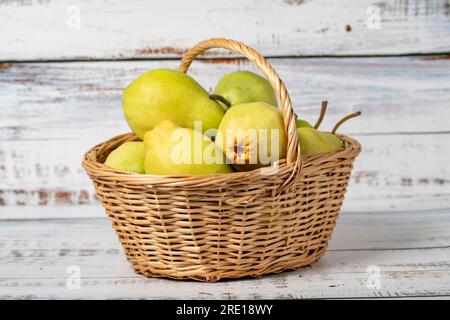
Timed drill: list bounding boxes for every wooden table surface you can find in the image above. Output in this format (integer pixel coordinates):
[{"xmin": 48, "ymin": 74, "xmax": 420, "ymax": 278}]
[
  {"xmin": 1, "ymin": 207, "xmax": 450, "ymax": 299},
  {"xmin": 1, "ymin": 0, "xmax": 449, "ymax": 299}
]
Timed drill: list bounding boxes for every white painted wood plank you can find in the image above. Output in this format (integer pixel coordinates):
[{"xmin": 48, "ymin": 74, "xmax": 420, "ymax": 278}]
[
  {"xmin": 0, "ymin": 210, "xmax": 449, "ymax": 299},
  {"xmin": 1, "ymin": 257, "xmax": 448, "ymax": 300},
  {"xmin": 0, "ymin": 57, "xmax": 449, "ymax": 211},
  {"xmin": 1, "ymin": 133, "xmax": 449, "ymax": 211},
  {"xmin": 0, "ymin": 205, "xmax": 103, "ymax": 220},
  {"xmin": 1, "ymin": 58, "xmax": 449, "ymax": 140},
  {"xmin": 0, "ymin": 0, "xmax": 449, "ymax": 60},
  {"xmin": 344, "ymin": 133, "xmax": 450, "ymax": 212},
  {"xmin": 330, "ymin": 208, "xmax": 450, "ymax": 250}
]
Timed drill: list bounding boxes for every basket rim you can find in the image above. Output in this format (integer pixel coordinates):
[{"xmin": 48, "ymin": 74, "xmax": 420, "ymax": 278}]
[{"xmin": 82, "ymin": 132, "xmax": 361, "ymax": 186}]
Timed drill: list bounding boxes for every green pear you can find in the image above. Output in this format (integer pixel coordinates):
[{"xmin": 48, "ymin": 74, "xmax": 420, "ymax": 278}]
[
  {"xmin": 213, "ymin": 71, "xmax": 278, "ymax": 109},
  {"xmin": 296, "ymin": 119, "xmax": 313, "ymax": 128},
  {"xmin": 144, "ymin": 120, "xmax": 232, "ymax": 175},
  {"xmin": 216, "ymin": 102, "xmax": 287, "ymax": 171},
  {"xmin": 104, "ymin": 141, "xmax": 146, "ymax": 174},
  {"xmin": 296, "ymin": 127, "xmax": 343, "ymax": 157},
  {"xmin": 123, "ymin": 69, "xmax": 225, "ymax": 139},
  {"xmin": 322, "ymin": 132, "xmax": 344, "ymax": 150}
]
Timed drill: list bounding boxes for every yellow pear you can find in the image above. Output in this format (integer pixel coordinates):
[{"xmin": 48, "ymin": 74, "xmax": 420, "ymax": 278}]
[
  {"xmin": 123, "ymin": 69, "xmax": 225, "ymax": 139},
  {"xmin": 216, "ymin": 102, "xmax": 287, "ymax": 171},
  {"xmin": 104, "ymin": 141, "xmax": 146, "ymax": 174},
  {"xmin": 296, "ymin": 127, "xmax": 343, "ymax": 157},
  {"xmin": 322, "ymin": 132, "xmax": 344, "ymax": 150},
  {"xmin": 144, "ymin": 120, "xmax": 232, "ymax": 175},
  {"xmin": 296, "ymin": 119, "xmax": 313, "ymax": 128}
]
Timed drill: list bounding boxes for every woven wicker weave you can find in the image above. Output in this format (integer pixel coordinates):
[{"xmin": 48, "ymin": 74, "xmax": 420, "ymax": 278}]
[{"xmin": 82, "ymin": 38, "xmax": 361, "ymax": 282}]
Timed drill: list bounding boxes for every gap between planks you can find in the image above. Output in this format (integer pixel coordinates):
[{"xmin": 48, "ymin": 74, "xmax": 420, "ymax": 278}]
[{"xmin": 1, "ymin": 52, "xmax": 450, "ymax": 64}]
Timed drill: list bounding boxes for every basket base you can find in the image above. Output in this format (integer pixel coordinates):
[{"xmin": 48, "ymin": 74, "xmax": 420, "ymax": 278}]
[{"xmin": 126, "ymin": 246, "xmax": 328, "ymax": 282}]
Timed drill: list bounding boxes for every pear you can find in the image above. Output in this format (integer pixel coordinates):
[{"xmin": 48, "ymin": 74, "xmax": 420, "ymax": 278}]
[
  {"xmin": 296, "ymin": 101, "xmax": 327, "ymax": 129},
  {"xmin": 216, "ymin": 102, "xmax": 287, "ymax": 171},
  {"xmin": 212, "ymin": 71, "xmax": 278, "ymax": 109},
  {"xmin": 296, "ymin": 104, "xmax": 359, "ymax": 156},
  {"xmin": 296, "ymin": 127, "xmax": 343, "ymax": 157},
  {"xmin": 296, "ymin": 119, "xmax": 313, "ymax": 128},
  {"xmin": 144, "ymin": 120, "xmax": 232, "ymax": 175},
  {"xmin": 104, "ymin": 141, "xmax": 146, "ymax": 174},
  {"xmin": 322, "ymin": 132, "xmax": 344, "ymax": 150},
  {"xmin": 123, "ymin": 69, "xmax": 224, "ymax": 139}
]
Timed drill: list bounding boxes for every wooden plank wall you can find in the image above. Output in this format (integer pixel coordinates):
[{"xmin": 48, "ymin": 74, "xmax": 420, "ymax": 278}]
[
  {"xmin": 1, "ymin": 0, "xmax": 450, "ymax": 60},
  {"xmin": 0, "ymin": 0, "xmax": 449, "ymax": 216}
]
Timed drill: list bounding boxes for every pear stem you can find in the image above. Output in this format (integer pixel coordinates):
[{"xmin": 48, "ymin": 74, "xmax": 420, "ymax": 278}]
[
  {"xmin": 314, "ymin": 100, "xmax": 328, "ymax": 129},
  {"xmin": 209, "ymin": 94, "xmax": 231, "ymax": 108},
  {"xmin": 332, "ymin": 111, "xmax": 362, "ymax": 134}
]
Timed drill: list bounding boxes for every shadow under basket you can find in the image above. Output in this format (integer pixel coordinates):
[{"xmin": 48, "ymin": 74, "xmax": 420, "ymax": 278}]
[{"xmin": 82, "ymin": 38, "xmax": 361, "ymax": 282}]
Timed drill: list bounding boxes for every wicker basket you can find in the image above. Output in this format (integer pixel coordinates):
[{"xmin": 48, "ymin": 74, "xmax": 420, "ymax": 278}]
[{"xmin": 82, "ymin": 38, "xmax": 361, "ymax": 282}]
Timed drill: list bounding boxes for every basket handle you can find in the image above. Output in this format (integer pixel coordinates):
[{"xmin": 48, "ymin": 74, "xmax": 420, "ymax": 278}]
[{"xmin": 178, "ymin": 38, "xmax": 300, "ymax": 166}]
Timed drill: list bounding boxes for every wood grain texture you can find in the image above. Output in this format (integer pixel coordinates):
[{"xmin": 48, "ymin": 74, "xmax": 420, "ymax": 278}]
[
  {"xmin": 1, "ymin": 134, "xmax": 449, "ymax": 211},
  {"xmin": 0, "ymin": 209, "xmax": 449, "ymax": 299},
  {"xmin": 0, "ymin": 0, "xmax": 449, "ymax": 61},
  {"xmin": 2, "ymin": 58, "xmax": 450, "ymax": 139},
  {"xmin": 1, "ymin": 57, "xmax": 449, "ymax": 211}
]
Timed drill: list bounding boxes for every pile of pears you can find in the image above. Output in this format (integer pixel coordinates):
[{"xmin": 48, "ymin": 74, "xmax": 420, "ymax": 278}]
[{"xmin": 105, "ymin": 68, "xmax": 359, "ymax": 175}]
